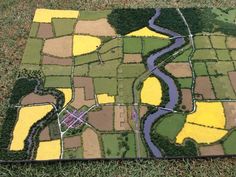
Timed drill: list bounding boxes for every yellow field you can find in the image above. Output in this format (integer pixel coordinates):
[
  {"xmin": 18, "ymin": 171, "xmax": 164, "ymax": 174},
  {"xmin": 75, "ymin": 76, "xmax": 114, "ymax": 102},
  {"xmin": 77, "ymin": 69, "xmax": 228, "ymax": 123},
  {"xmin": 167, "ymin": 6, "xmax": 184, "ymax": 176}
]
[
  {"xmin": 97, "ymin": 94, "xmax": 115, "ymax": 104},
  {"xmin": 176, "ymin": 101, "xmax": 228, "ymax": 144},
  {"xmin": 141, "ymin": 77, "xmax": 162, "ymax": 106},
  {"xmin": 33, "ymin": 9, "xmax": 79, "ymax": 23},
  {"xmin": 10, "ymin": 105, "xmax": 53, "ymax": 151},
  {"xmin": 73, "ymin": 35, "xmax": 101, "ymax": 56},
  {"xmin": 187, "ymin": 102, "xmax": 226, "ymax": 128},
  {"xmin": 176, "ymin": 123, "xmax": 228, "ymax": 144},
  {"xmin": 36, "ymin": 139, "xmax": 61, "ymax": 160},
  {"xmin": 126, "ymin": 27, "xmax": 169, "ymax": 39},
  {"xmin": 57, "ymin": 88, "xmax": 72, "ymax": 107}
]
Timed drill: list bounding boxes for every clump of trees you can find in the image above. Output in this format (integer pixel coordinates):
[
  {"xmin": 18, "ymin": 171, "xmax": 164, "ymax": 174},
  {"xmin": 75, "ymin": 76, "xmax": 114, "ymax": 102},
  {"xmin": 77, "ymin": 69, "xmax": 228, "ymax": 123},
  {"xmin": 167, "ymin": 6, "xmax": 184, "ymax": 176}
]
[
  {"xmin": 0, "ymin": 78, "xmax": 64, "ymax": 161},
  {"xmin": 151, "ymin": 131, "xmax": 198, "ymax": 157},
  {"xmin": 107, "ymin": 8, "xmax": 156, "ymax": 35}
]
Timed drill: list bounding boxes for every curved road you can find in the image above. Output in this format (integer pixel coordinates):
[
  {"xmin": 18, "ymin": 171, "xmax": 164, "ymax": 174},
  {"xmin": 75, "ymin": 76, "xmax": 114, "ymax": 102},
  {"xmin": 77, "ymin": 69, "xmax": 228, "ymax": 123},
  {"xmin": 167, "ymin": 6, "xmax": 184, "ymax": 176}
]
[{"xmin": 143, "ymin": 8, "xmax": 185, "ymax": 157}]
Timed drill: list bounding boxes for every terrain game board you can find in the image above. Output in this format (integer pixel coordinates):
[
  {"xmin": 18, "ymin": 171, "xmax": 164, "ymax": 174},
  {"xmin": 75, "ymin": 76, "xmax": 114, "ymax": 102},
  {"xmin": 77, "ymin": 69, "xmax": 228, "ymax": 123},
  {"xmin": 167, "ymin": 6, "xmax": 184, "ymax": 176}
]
[{"xmin": 1, "ymin": 8, "xmax": 236, "ymax": 161}]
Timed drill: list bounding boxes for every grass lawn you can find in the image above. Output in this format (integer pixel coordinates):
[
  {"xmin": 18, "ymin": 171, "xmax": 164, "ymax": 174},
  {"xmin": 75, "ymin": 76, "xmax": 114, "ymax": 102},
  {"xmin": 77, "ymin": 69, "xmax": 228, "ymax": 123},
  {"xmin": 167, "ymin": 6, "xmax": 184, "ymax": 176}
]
[
  {"xmin": 154, "ymin": 113, "xmax": 186, "ymax": 141},
  {"xmin": 1, "ymin": 0, "xmax": 236, "ymax": 176},
  {"xmin": 223, "ymin": 130, "xmax": 236, "ymax": 154},
  {"xmin": 93, "ymin": 77, "xmax": 117, "ymax": 95},
  {"xmin": 123, "ymin": 37, "xmax": 142, "ymax": 53},
  {"xmin": 193, "ymin": 62, "xmax": 208, "ymax": 76},
  {"xmin": 102, "ymin": 133, "xmax": 136, "ymax": 158},
  {"xmin": 142, "ymin": 37, "xmax": 170, "ymax": 56}
]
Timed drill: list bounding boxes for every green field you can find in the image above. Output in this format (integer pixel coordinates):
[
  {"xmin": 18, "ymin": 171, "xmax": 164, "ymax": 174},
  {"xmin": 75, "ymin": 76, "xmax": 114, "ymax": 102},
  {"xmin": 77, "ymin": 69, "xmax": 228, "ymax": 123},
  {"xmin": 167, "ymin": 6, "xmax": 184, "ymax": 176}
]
[
  {"xmin": 231, "ymin": 50, "xmax": 236, "ymax": 60},
  {"xmin": 193, "ymin": 62, "xmax": 208, "ymax": 76},
  {"xmin": 21, "ymin": 38, "xmax": 43, "ymax": 64},
  {"xmin": 44, "ymin": 76, "xmax": 71, "ymax": 88},
  {"xmin": 29, "ymin": 22, "xmax": 39, "ymax": 37},
  {"xmin": 194, "ymin": 36, "xmax": 212, "ymax": 49},
  {"xmin": 117, "ymin": 64, "xmax": 146, "ymax": 78},
  {"xmin": 73, "ymin": 64, "xmax": 89, "ymax": 76},
  {"xmin": 64, "ymin": 148, "xmax": 83, "ymax": 159},
  {"xmin": 102, "ymin": 133, "xmax": 136, "ymax": 158},
  {"xmin": 99, "ymin": 38, "xmax": 122, "ymax": 53},
  {"xmin": 94, "ymin": 78, "xmax": 117, "ymax": 95},
  {"xmin": 223, "ymin": 130, "xmax": 236, "ymax": 154},
  {"xmin": 142, "ymin": 37, "xmax": 170, "ymax": 56},
  {"xmin": 210, "ymin": 36, "xmax": 227, "ymax": 49},
  {"xmin": 177, "ymin": 78, "xmax": 192, "ymax": 88},
  {"xmin": 74, "ymin": 52, "xmax": 98, "ymax": 65},
  {"xmin": 192, "ymin": 49, "xmax": 217, "ymax": 60},
  {"xmin": 52, "ymin": 18, "xmax": 76, "ymax": 37},
  {"xmin": 212, "ymin": 8, "xmax": 236, "ymax": 24},
  {"xmin": 173, "ymin": 48, "xmax": 192, "ymax": 62},
  {"xmin": 100, "ymin": 47, "xmax": 123, "ymax": 61},
  {"xmin": 211, "ymin": 76, "xmax": 236, "ymax": 99},
  {"xmin": 79, "ymin": 10, "xmax": 112, "ymax": 20},
  {"xmin": 206, "ymin": 61, "xmax": 235, "ymax": 75},
  {"xmin": 123, "ymin": 37, "xmax": 142, "ymax": 53},
  {"xmin": 216, "ymin": 49, "xmax": 232, "ymax": 61},
  {"xmin": 116, "ymin": 78, "xmax": 135, "ymax": 104},
  {"xmin": 153, "ymin": 113, "xmax": 186, "ymax": 141},
  {"xmin": 89, "ymin": 59, "xmax": 120, "ymax": 77},
  {"xmin": 42, "ymin": 65, "xmax": 72, "ymax": 76}
]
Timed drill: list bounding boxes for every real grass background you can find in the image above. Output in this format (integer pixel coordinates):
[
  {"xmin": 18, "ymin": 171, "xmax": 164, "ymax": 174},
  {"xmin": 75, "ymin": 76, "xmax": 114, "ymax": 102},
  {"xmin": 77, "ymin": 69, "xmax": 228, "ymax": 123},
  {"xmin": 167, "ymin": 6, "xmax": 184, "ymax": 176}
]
[{"xmin": 0, "ymin": 0, "xmax": 236, "ymax": 176}]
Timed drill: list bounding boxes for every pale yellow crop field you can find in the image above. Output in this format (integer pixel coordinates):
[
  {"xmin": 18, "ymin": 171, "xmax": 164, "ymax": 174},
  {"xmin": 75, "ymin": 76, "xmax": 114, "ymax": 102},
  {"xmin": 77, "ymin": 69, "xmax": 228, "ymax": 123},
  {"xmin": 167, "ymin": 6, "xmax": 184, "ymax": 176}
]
[
  {"xmin": 10, "ymin": 105, "xmax": 53, "ymax": 151},
  {"xmin": 73, "ymin": 35, "xmax": 101, "ymax": 56},
  {"xmin": 33, "ymin": 9, "xmax": 79, "ymax": 23},
  {"xmin": 141, "ymin": 77, "xmax": 162, "ymax": 106},
  {"xmin": 97, "ymin": 94, "xmax": 115, "ymax": 104},
  {"xmin": 176, "ymin": 123, "xmax": 228, "ymax": 144},
  {"xmin": 126, "ymin": 27, "xmax": 169, "ymax": 38},
  {"xmin": 57, "ymin": 88, "xmax": 72, "ymax": 107},
  {"xmin": 36, "ymin": 139, "xmax": 61, "ymax": 160}
]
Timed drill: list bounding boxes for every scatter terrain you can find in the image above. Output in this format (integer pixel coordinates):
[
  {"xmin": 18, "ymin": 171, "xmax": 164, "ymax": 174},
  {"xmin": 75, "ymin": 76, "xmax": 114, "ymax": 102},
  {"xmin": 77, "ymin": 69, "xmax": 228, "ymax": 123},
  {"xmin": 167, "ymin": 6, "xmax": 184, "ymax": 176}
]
[{"xmin": 1, "ymin": 8, "xmax": 236, "ymax": 161}]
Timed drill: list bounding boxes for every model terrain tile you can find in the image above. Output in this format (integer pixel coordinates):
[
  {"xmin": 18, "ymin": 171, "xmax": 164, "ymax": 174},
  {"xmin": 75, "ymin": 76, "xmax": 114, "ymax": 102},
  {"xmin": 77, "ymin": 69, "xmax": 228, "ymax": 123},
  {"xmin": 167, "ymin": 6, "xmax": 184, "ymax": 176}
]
[{"xmin": 1, "ymin": 8, "xmax": 236, "ymax": 161}]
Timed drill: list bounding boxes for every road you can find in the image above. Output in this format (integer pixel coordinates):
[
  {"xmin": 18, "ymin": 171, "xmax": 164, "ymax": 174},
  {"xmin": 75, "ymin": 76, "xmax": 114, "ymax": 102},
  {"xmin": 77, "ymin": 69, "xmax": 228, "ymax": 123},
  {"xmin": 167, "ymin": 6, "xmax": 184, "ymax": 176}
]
[{"xmin": 143, "ymin": 8, "xmax": 185, "ymax": 157}]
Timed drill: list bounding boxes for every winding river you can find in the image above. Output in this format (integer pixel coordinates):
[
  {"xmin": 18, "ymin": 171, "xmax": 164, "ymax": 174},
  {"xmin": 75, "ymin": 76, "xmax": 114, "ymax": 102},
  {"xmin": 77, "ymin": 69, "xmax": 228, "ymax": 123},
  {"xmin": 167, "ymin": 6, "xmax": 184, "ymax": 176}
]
[{"xmin": 143, "ymin": 8, "xmax": 185, "ymax": 157}]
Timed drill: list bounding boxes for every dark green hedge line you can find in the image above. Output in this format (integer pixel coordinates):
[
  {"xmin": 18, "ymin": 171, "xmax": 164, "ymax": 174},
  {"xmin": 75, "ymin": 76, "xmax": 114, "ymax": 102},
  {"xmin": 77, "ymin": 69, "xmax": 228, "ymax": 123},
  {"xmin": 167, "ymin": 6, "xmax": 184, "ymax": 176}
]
[
  {"xmin": 0, "ymin": 78, "xmax": 64, "ymax": 161},
  {"xmin": 107, "ymin": 8, "xmax": 156, "ymax": 35}
]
